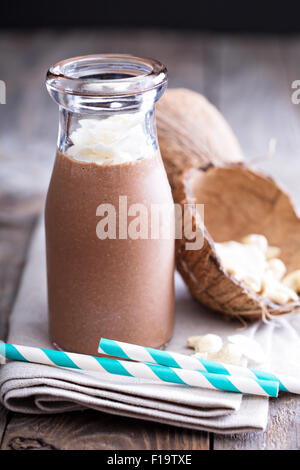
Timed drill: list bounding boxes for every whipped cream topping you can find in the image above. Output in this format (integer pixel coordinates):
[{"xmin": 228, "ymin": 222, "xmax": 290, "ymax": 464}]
[{"xmin": 67, "ymin": 113, "xmax": 153, "ymax": 165}]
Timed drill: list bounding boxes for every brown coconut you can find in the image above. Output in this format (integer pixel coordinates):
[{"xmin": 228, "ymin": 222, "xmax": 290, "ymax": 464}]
[
  {"xmin": 156, "ymin": 88, "xmax": 244, "ymax": 189},
  {"xmin": 157, "ymin": 88, "xmax": 300, "ymax": 320}
]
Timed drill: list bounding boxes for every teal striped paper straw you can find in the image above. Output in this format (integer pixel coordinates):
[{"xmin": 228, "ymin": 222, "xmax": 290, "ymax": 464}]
[
  {"xmin": 1, "ymin": 343, "xmax": 278, "ymax": 397},
  {"xmin": 99, "ymin": 337, "xmax": 300, "ymax": 395}
]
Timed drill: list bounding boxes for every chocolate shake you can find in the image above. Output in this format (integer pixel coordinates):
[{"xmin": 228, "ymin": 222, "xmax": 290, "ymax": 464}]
[
  {"xmin": 45, "ymin": 55, "xmax": 174, "ymax": 355},
  {"xmin": 45, "ymin": 149, "xmax": 174, "ymax": 354}
]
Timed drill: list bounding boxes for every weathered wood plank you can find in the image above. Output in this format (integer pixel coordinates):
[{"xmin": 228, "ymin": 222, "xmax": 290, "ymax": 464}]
[
  {"xmin": 0, "ymin": 198, "xmax": 41, "ymax": 340},
  {"xmin": 0, "ymin": 203, "xmax": 38, "ymax": 444},
  {"xmin": 214, "ymin": 394, "xmax": 300, "ymax": 450},
  {"xmin": 0, "ymin": 407, "xmax": 8, "ymax": 446},
  {"xmin": 0, "ymin": 212, "xmax": 41, "ymax": 448},
  {"xmin": 0, "ymin": 195, "xmax": 42, "ymax": 448},
  {"xmin": 1, "ymin": 411, "xmax": 209, "ymax": 450}
]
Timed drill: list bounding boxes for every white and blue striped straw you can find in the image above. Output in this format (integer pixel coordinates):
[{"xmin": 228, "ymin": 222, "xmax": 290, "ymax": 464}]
[
  {"xmin": 0, "ymin": 343, "xmax": 278, "ymax": 397},
  {"xmin": 99, "ymin": 337, "xmax": 300, "ymax": 395}
]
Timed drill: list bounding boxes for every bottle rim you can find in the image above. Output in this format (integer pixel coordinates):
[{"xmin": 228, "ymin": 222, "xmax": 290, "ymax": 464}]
[{"xmin": 46, "ymin": 54, "xmax": 168, "ymax": 98}]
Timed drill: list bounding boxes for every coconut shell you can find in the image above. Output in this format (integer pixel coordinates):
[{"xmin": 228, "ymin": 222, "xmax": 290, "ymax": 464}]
[
  {"xmin": 156, "ymin": 88, "xmax": 244, "ymax": 189},
  {"xmin": 174, "ymin": 165, "xmax": 300, "ymax": 320},
  {"xmin": 156, "ymin": 88, "xmax": 300, "ymax": 320}
]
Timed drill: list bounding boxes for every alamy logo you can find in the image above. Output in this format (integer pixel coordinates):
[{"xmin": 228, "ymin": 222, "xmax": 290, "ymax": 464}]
[
  {"xmin": 291, "ymin": 80, "xmax": 300, "ymax": 104},
  {"xmin": 96, "ymin": 197, "xmax": 205, "ymax": 251},
  {"xmin": 0, "ymin": 80, "xmax": 6, "ymax": 104}
]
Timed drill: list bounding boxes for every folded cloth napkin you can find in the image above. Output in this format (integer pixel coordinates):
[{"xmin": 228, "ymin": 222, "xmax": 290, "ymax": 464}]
[{"xmin": 0, "ymin": 217, "xmax": 273, "ymax": 433}]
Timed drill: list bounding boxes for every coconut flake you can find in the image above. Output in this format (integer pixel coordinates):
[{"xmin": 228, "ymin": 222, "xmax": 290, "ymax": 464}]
[
  {"xmin": 215, "ymin": 241, "xmax": 266, "ymax": 293},
  {"xmin": 67, "ymin": 114, "xmax": 153, "ymax": 165},
  {"xmin": 266, "ymin": 258, "xmax": 286, "ymax": 280},
  {"xmin": 241, "ymin": 234, "xmax": 268, "ymax": 254},
  {"xmin": 208, "ymin": 343, "xmax": 243, "ymax": 366},
  {"xmin": 228, "ymin": 334, "xmax": 266, "ymax": 364},
  {"xmin": 261, "ymin": 271, "xmax": 298, "ymax": 304},
  {"xmin": 266, "ymin": 246, "xmax": 281, "ymax": 260},
  {"xmin": 283, "ymin": 270, "xmax": 300, "ymax": 294}
]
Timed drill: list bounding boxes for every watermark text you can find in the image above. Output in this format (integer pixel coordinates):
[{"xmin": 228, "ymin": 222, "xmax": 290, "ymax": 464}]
[
  {"xmin": 96, "ymin": 197, "xmax": 204, "ymax": 251},
  {"xmin": 291, "ymin": 80, "xmax": 300, "ymax": 104},
  {"xmin": 0, "ymin": 80, "xmax": 6, "ymax": 104}
]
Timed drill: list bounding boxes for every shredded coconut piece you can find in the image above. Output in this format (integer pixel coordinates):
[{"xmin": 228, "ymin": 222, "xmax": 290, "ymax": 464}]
[
  {"xmin": 187, "ymin": 333, "xmax": 266, "ymax": 366},
  {"xmin": 266, "ymin": 246, "xmax": 281, "ymax": 260},
  {"xmin": 228, "ymin": 334, "xmax": 266, "ymax": 364},
  {"xmin": 241, "ymin": 234, "xmax": 268, "ymax": 254},
  {"xmin": 66, "ymin": 113, "xmax": 153, "ymax": 165},
  {"xmin": 208, "ymin": 344, "xmax": 243, "ymax": 366},
  {"xmin": 215, "ymin": 233, "xmax": 299, "ymax": 305},
  {"xmin": 283, "ymin": 270, "xmax": 300, "ymax": 294},
  {"xmin": 187, "ymin": 334, "xmax": 223, "ymax": 353},
  {"xmin": 266, "ymin": 258, "xmax": 286, "ymax": 280},
  {"xmin": 261, "ymin": 271, "xmax": 298, "ymax": 304},
  {"xmin": 215, "ymin": 241, "xmax": 266, "ymax": 292}
]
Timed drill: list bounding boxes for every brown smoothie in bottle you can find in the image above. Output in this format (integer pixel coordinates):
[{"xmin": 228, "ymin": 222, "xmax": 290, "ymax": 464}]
[{"xmin": 45, "ymin": 150, "xmax": 175, "ymax": 355}]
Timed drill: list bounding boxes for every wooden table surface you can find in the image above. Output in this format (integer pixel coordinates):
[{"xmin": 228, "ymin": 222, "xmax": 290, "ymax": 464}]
[{"xmin": 0, "ymin": 29, "xmax": 300, "ymax": 450}]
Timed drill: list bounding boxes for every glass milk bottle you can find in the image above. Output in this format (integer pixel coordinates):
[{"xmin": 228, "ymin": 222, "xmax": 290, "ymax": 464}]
[{"xmin": 45, "ymin": 55, "xmax": 174, "ymax": 355}]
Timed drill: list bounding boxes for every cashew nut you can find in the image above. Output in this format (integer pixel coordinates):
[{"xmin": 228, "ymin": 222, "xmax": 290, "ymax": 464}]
[
  {"xmin": 261, "ymin": 271, "xmax": 298, "ymax": 304},
  {"xmin": 266, "ymin": 258, "xmax": 286, "ymax": 280},
  {"xmin": 266, "ymin": 245, "xmax": 281, "ymax": 260},
  {"xmin": 283, "ymin": 270, "xmax": 300, "ymax": 294},
  {"xmin": 241, "ymin": 234, "xmax": 268, "ymax": 254},
  {"xmin": 208, "ymin": 344, "xmax": 243, "ymax": 366},
  {"xmin": 187, "ymin": 334, "xmax": 223, "ymax": 353},
  {"xmin": 228, "ymin": 334, "xmax": 266, "ymax": 364}
]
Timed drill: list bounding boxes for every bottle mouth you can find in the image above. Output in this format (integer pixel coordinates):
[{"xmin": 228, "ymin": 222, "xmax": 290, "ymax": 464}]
[{"xmin": 46, "ymin": 54, "xmax": 168, "ymax": 98}]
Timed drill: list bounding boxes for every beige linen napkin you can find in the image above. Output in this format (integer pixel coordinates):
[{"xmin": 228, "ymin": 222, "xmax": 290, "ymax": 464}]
[{"xmin": 0, "ymin": 217, "xmax": 270, "ymax": 433}]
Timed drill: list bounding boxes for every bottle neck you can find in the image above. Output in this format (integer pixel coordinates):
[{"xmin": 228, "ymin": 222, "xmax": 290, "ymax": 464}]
[
  {"xmin": 46, "ymin": 55, "xmax": 167, "ymax": 162},
  {"xmin": 46, "ymin": 55, "xmax": 167, "ymax": 114}
]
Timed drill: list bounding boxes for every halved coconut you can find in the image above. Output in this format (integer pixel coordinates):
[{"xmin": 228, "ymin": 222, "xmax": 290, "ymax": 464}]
[
  {"xmin": 174, "ymin": 164, "xmax": 300, "ymax": 320},
  {"xmin": 156, "ymin": 88, "xmax": 300, "ymax": 320}
]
